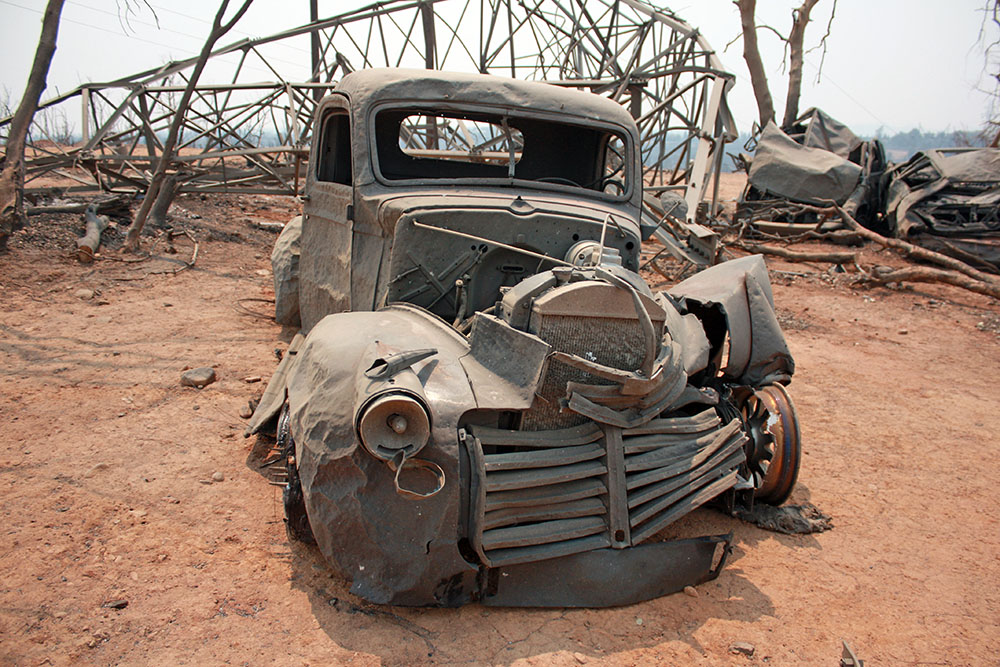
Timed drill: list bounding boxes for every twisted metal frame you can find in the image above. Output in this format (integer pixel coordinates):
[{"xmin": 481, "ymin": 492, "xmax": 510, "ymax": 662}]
[{"xmin": 1, "ymin": 0, "xmax": 736, "ymax": 221}]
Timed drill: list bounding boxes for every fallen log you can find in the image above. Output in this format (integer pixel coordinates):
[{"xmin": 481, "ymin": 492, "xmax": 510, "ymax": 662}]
[
  {"xmin": 75, "ymin": 203, "xmax": 109, "ymax": 263},
  {"xmin": 737, "ymin": 242, "xmax": 858, "ymax": 265},
  {"xmin": 863, "ymin": 266, "xmax": 1000, "ymax": 300},
  {"xmin": 834, "ymin": 204, "xmax": 1000, "ymax": 287}
]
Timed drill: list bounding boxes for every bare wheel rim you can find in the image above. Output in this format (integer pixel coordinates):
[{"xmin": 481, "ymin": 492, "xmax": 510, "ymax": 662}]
[{"xmin": 742, "ymin": 384, "xmax": 801, "ymax": 505}]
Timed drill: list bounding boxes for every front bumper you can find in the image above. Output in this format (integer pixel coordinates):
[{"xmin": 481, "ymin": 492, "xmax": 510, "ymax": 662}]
[{"xmin": 481, "ymin": 533, "xmax": 731, "ymax": 607}]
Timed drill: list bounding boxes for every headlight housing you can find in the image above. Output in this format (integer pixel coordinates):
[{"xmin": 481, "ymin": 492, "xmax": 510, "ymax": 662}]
[{"xmin": 356, "ymin": 392, "xmax": 431, "ymax": 461}]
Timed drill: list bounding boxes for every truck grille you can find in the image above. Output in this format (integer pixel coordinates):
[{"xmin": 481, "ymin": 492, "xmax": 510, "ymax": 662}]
[
  {"xmin": 522, "ymin": 315, "xmax": 648, "ymax": 430},
  {"xmin": 464, "ymin": 409, "xmax": 745, "ymax": 567}
]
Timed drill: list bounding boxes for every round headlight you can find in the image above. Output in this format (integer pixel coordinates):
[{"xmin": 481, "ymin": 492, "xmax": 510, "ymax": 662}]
[{"xmin": 356, "ymin": 393, "xmax": 431, "ymax": 461}]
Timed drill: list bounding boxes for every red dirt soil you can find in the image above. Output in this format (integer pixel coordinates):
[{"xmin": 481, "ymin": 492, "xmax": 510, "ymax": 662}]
[{"xmin": 1, "ymin": 185, "xmax": 999, "ymax": 666}]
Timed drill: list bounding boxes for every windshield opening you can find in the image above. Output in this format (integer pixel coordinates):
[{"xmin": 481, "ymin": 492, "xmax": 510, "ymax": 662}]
[
  {"xmin": 398, "ymin": 114, "xmax": 523, "ymax": 167},
  {"xmin": 375, "ymin": 107, "xmax": 630, "ymax": 197}
]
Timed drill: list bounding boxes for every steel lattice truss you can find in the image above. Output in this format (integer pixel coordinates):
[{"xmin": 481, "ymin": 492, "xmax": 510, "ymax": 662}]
[{"xmin": 1, "ymin": 0, "xmax": 736, "ymax": 220}]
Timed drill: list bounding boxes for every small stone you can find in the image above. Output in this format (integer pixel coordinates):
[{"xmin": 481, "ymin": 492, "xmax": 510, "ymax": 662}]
[
  {"xmin": 101, "ymin": 599, "xmax": 128, "ymax": 610},
  {"xmin": 729, "ymin": 642, "xmax": 755, "ymax": 656},
  {"xmin": 163, "ymin": 302, "xmax": 173, "ymax": 307},
  {"xmin": 635, "ymin": 617, "xmax": 643, "ymax": 626},
  {"xmin": 683, "ymin": 585, "xmax": 699, "ymax": 598},
  {"xmin": 243, "ymin": 376, "xmax": 262, "ymax": 383},
  {"xmin": 238, "ymin": 404, "xmax": 253, "ymax": 419},
  {"xmin": 898, "ymin": 328, "xmax": 908, "ymax": 335},
  {"xmin": 198, "ymin": 479, "xmax": 213, "ymax": 484},
  {"xmin": 573, "ymin": 652, "xmax": 588, "ymax": 664},
  {"xmin": 211, "ymin": 472, "xmax": 224, "ymax": 482},
  {"xmin": 74, "ymin": 288, "xmax": 94, "ymax": 300},
  {"xmin": 181, "ymin": 367, "xmax": 217, "ymax": 388}
]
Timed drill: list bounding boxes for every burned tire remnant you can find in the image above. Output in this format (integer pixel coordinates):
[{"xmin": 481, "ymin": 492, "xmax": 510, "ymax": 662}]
[{"xmin": 278, "ymin": 404, "xmax": 314, "ymax": 545}]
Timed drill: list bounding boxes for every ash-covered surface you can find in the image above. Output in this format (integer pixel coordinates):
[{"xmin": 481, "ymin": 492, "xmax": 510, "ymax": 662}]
[
  {"xmin": 736, "ymin": 501, "xmax": 833, "ymax": 535},
  {"xmin": 7, "ymin": 193, "xmax": 300, "ymax": 254}
]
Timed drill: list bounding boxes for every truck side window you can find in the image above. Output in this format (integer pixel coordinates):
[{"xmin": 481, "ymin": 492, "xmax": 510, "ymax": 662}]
[{"xmin": 316, "ymin": 111, "xmax": 352, "ymax": 185}]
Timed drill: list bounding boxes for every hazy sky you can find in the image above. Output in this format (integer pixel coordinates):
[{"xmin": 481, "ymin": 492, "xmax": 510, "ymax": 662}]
[{"xmin": 0, "ymin": 0, "xmax": 996, "ymax": 137}]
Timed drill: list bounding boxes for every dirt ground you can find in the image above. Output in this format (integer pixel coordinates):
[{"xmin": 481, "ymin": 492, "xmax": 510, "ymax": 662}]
[{"xmin": 2, "ymin": 180, "xmax": 999, "ymax": 666}]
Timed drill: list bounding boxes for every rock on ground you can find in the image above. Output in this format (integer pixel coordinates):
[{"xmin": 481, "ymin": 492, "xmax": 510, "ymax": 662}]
[{"xmin": 181, "ymin": 367, "xmax": 217, "ymax": 388}]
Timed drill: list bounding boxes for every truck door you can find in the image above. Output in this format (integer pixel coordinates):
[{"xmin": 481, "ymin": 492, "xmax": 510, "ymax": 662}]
[{"xmin": 299, "ymin": 94, "xmax": 354, "ymax": 331}]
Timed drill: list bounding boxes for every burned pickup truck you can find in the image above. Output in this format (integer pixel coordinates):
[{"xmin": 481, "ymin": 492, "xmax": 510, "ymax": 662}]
[{"xmin": 248, "ymin": 69, "xmax": 801, "ymax": 607}]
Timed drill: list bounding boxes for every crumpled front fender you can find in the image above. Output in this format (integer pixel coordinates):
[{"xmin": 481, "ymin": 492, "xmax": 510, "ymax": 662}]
[
  {"xmin": 668, "ymin": 254, "xmax": 794, "ymax": 386},
  {"xmin": 287, "ymin": 304, "xmax": 479, "ymax": 605}
]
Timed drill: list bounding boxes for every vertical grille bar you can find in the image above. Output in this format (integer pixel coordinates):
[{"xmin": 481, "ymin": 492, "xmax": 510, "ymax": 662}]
[{"xmin": 601, "ymin": 425, "xmax": 631, "ymax": 548}]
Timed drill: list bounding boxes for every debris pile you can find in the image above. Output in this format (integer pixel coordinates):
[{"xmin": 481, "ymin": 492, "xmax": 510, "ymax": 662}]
[
  {"xmin": 736, "ymin": 108, "xmax": 886, "ymax": 234},
  {"xmin": 883, "ymin": 148, "xmax": 1000, "ymax": 272},
  {"xmin": 722, "ymin": 108, "xmax": 1000, "ymax": 294}
]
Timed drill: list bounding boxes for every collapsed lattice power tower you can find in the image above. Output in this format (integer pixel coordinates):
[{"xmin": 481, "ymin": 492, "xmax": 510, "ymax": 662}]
[{"xmin": 2, "ymin": 0, "xmax": 735, "ymax": 227}]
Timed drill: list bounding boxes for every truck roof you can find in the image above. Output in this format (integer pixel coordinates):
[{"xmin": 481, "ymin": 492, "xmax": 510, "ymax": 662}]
[{"xmin": 333, "ymin": 68, "xmax": 637, "ymax": 129}]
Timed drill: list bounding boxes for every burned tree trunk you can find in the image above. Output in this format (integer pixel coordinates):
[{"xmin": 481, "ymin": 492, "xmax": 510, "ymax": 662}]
[
  {"xmin": 734, "ymin": 0, "xmax": 834, "ymax": 131},
  {"xmin": 124, "ymin": 0, "xmax": 254, "ymax": 252},
  {"xmin": 149, "ymin": 173, "xmax": 178, "ymax": 228},
  {"xmin": 781, "ymin": 0, "xmax": 822, "ymax": 130},
  {"xmin": 735, "ymin": 0, "xmax": 776, "ymax": 128},
  {"xmin": 0, "ymin": 0, "xmax": 65, "ymax": 251}
]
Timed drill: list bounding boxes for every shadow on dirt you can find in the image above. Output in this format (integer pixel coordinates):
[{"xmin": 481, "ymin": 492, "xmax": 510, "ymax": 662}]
[{"xmin": 280, "ymin": 501, "xmax": 825, "ymax": 662}]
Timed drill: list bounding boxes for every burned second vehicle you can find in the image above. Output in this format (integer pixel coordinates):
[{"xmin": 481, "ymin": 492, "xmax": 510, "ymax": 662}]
[{"xmin": 249, "ymin": 69, "xmax": 801, "ymax": 607}]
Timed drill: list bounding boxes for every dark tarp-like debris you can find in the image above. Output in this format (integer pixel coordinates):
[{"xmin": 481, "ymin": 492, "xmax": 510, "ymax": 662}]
[
  {"xmin": 787, "ymin": 107, "xmax": 862, "ymax": 159},
  {"xmin": 748, "ymin": 122, "xmax": 861, "ymax": 205}
]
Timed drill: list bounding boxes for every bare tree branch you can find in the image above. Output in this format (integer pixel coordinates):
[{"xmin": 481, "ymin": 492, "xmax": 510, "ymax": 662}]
[
  {"xmin": 757, "ymin": 24, "xmax": 788, "ymax": 42},
  {"xmin": 977, "ymin": 0, "xmax": 1000, "ymax": 145},
  {"xmin": 806, "ymin": 0, "xmax": 837, "ymax": 84},
  {"xmin": 862, "ymin": 265, "xmax": 1000, "ymax": 300},
  {"xmin": 834, "ymin": 203, "xmax": 1000, "ymax": 286}
]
